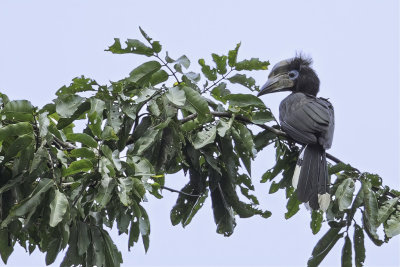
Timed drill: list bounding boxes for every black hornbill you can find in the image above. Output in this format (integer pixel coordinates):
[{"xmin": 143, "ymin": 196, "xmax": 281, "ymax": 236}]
[{"xmin": 258, "ymin": 56, "xmax": 334, "ymax": 211}]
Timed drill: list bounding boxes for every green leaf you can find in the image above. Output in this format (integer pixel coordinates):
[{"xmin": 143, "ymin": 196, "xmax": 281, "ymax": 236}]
[
  {"xmin": 311, "ymin": 210, "xmax": 323, "ymax": 235},
  {"xmin": 49, "ymin": 189, "xmax": 69, "ymax": 227},
  {"xmin": 231, "ymin": 123, "xmax": 254, "ymax": 175},
  {"xmin": 198, "ymin": 59, "xmax": 217, "ymax": 81},
  {"xmin": 228, "ymin": 43, "xmax": 241, "ymax": 67},
  {"xmin": 132, "ymin": 128, "xmax": 160, "ymax": 155},
  {"xmin": 384, "ymin": 211, "xmax": 400, "ymax": 238},
  {"xmin": 328, "ymin": 162, "xmax": 356, "ymax": 175},
  {"xmin": 0, "ymin": 230, "xmax": 13, "ymax": 264},
  {"xmin": 77, "ymin": 222, "xmax": 90, "ymax": 256},
  {"xmin": 235, "ymin": 57, "xmax": 269, "ymax": 71},
  {"xmin": 3, "ymin": 134, "xmax": 34, "ymax": 162},
  {"xmin": 307, "ymin": 227, "xmax": 344, "ymax": 267},
  {"xmin": 56, "ymin": 76, "xmax": 97, "ymax": 96},
  {"xmin": 217, "ymin": 117, "xmax": 234, "ymax": 137},
  {"xmin": 45, "ymin": 238, "xmax": 62, "ymax": 265},
  {"xmin": 149, "ymin": 69, "xmax": 169, "ymax": 85},
  {"xmin": 378, "ymin": 197, "xmax": 399, "ymax": 224},
  {"xmin": 182, "ymin": 86, "xmax": 210, "ymax": 122},
  {"xmin": 57, "ymin": 101, "xmax": 90, "ymax": 130},
  {"xmin": 107, "ymin": 38, "xmax": 154, "ymax": 56},
  {"xmin": 224, "ymin": 93, "xmax": 266, "ymax": 108},
  {"xmin": 118, "ymin": 177, "xmax": 133, "ymax": 206},
  {"xmin": 63, "ymin": 159, "xmax": 93, "ymax": 176},
  {"xmin": 2, "ymin": 100, "xmax": 34, "ymax": 121},
  {"xmin": 55, "ymin": 94, "xmax": 85, "ymax": 118},
  {"xmin": 252, "ymin": 110, "xmax": 274, "ymax": 124},
  {"xmin": 353, "ymin": 224, "xmax": 365, "ymax": 267},
  {"xmin": 176, "ymin": 55, "xmax": 190, "ymax": 69},
  {"xmin": 211, "ymin": 82, "xmax": 231, "ymax": 104},
  {"xmin": 101, "ymin": 125, "xmax": 119, "ymax": 141},
  {"xmin": 139, "ymin": 26, "xmax": 162, "ymax": 53},
  {"xmin": 335, "ymin": 178, "xmax": 355, "ymax": 211},
  {"xmin": 166, "ymin": 86, "xmax": 186, "ymax": 106},
  {"xmin": 66, "ymin": 133, "xmax": 98, "ymax": 148},
  {"xmin": 183, "ymin": 192, "xmax": 209, "ymax": 227},
  {"xmin": 0, "ymin": 121, "xmax": 33, "ymax": 141},
  {"xmin": 192, "ymin": 125, "xmax": 217, "ymax": 149},
  {"xmin": 212, "ymin": 53, "xmax": 228, "ymax": 74},
  {"xmin": 341, "ymin": 235, "xmax": 352, "ymax": 267},
  {"xmin": 128, "ymin": 61, "xmax": 162, "ymax": 84},
  {"xmin": 227, "ymin": 74, "xmax": 257, "ymax": 91},
  {"xmin": 95, "ymin": 174, "xmax": 116, "ymax": 208},
  {"xmin": 1, "ymin": 178, "xmax": 54, "ymax": 227},
  {"xmin": 101, "ymin": 229, "xmax": 123, "ymax": 267},
  {"xmin": 362, "ymin": 181, "xmax": 382, "ymax": 245},
  {"xmin": 285, "ymin": 191, "xmax": 302, "ymax": 219}
]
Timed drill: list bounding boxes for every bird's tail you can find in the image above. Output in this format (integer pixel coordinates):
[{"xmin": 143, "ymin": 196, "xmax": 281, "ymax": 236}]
[{"xmin": 292, "ymin": 144, "xmax": 330, "ymax": 211}]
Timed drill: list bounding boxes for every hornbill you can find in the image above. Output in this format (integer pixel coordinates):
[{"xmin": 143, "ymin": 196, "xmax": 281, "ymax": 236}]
[{"xmin": 257, "ymin": 56, "xmax": 334, "ymax": 211}]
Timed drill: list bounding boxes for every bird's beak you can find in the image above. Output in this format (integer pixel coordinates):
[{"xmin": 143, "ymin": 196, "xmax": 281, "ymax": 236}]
[{"xmin": 257, "ymin": 73, "xmax": 294, "ymax": 97}]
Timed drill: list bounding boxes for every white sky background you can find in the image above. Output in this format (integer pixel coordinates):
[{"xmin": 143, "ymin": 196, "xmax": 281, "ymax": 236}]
[{"xmin": 0, "ymin": 1, "xmax": 399, "ymax": 266}]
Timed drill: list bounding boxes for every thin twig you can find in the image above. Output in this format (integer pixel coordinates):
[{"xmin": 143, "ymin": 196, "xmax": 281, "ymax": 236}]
[
  {"xmin": 202, "ymin": 67, "xmax": 234, "ymax": 94},
  {"xmin": 161, "ymin": 185, "xmax": 201, "ymax": 197},
  {"xmin": 154, "ymin": 54, "xmax": 180, "ymax": 84}
]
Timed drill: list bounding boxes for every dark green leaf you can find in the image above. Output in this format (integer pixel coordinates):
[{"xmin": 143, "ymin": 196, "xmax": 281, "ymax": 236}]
[
  {"xmin": 353, "ymin": 224, "xmax": 365, "ymax": 267},
  {"xmin": 235, "ymin": 58, "xmax": 269, "ymax": 71},
  {"xmin": 139, "ymin": 26, "xmax": 162, "ymax": 53},
  {"xmin": 0, "ymin": 121, "xmax": 33, "ymax": 141},
  {"xmin": 335, "ymin": 178, "xmax": 355, "ymax": 211},
  {"xmin": 212, "ymin": 53, "xmax": 228, "ymax": 74},
  {"xmin": 224, "ymin": 93, "xmax": 266, "ymax": 108},
  {"xmin": 311, "ymin": 210, "xmax": 323, "ymax": 235},
  {"xmin": 2, "ymin": 100, "xmax": 34, "ymax": 121},
  {"xmin": 77, "ymin": 222, "xmax": 90, "ymax": 256},
  {"xmin": 341, "ymin": 235, "xmax": 352, "ymax": 267},
  {"xmin": 45, "ymin": 238, "xmax": 61, "ymax": 265},
  {"xmin": 66, "ymin": 133, "xmax": 98, "ymax": 148},
  {"xmin": 149, "ymin": 69, "xmax": 169, "ymax": 85},
  {"xmin": 55, "ymin": 94, "xmax": 85, "ymax": 118},
  {"xmin": 285, "ymin": 191, "xmax": 301, "ymax": 219},
  {"xmin": 49, "ymin": 189, "xmax": 69, "ymax": 227},
  {"xmin": 198, "ymin": 59, "xmax": 217, "ymax": 81},
  {"xmin": 211, "ymin": 82, "xmax": 231, "ymax": 104},
  {"xmin": 56, "ymin": 76, "xmax": 97, "ymax": 96},
  {"xmin": 378, "ymin": 197, "xmax": 399, "ymax": 224},
  {"xmin": 182, "ymin": 86, "xmax": 210, "ymax": 122},
  {"xmin": 57, "ymin": 101, "xmax": 90, "ymax": 130},
  {"xmin": 328, "ymin": 162, "xmax": 356, "ymax": 175},
  {"xmin": 252, "ymin": 110, "xmax": 274, "ymax": 124},
  {"xmin": 128, "ymin": 61, "xmax": 162, "ymax": 85},
  {"xmin": 384, "ymin": 211, "xmax": 400, "ymax": 238},
  {"xmin": 3, "ymin": 134, "xmax": 34, "ymax": 162},
  {"xmin": 0, "ymin": 230, "xmax": 13, "ymax": 264},
  {"xmin": 228, "ymin": 43, "xmax": 241, "ymax": 67},
  {"xmin": 227, "ymin": 74, "xmax": 257, "ymax": 91},
  {"xmin": 62, "ymin": 159, "xmax": 93, "ymax": 176},
  {"xmin": 307, "ymin": 227, "xmax": 344, "ymax": 267},
  {"xmin": 192, "ymin": 125, "xmax": 217, "ymax": 149}
]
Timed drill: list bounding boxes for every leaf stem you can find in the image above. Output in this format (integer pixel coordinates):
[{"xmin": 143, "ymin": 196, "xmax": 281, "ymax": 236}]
[
  {"xmin": 154, "ymin": 53, "xmax": 180, "ymax": 84},
  {"xmin": 202, "ymin": 67, "xmax": 234, "ymax": 94}
]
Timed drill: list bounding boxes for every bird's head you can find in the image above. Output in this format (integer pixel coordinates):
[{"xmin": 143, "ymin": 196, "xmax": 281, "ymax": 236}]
[{"xmin": 257, "ymin": 55, "xmax": 320, "ymax": 97}]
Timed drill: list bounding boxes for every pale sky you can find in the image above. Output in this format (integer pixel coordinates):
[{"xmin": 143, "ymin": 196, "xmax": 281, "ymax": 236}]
[{"xmin": 0, "ymin": 1, "xmax": 399, "ymax": 266}]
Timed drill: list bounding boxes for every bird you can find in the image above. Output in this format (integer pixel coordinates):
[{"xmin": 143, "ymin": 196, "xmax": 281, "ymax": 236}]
[{"xmin": 257, "ymin": 55, "xmax": 334, "ymax": 211}]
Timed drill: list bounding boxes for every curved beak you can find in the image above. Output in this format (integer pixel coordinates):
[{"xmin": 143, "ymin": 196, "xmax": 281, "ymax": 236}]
[{"xmin": 257, "ymin": 73, "xmax": 294, "ymax": 97}]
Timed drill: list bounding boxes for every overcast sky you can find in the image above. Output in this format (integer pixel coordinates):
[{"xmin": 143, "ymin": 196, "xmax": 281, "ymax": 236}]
[{"xmin": 0, "ymin": 1, "xmax": 399, "ymax": 266}]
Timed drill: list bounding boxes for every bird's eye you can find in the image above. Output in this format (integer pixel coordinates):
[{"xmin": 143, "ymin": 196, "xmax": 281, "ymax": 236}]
[{"xmin": 288, "ymin": 70, "xmax": 299, "ymax": 79}]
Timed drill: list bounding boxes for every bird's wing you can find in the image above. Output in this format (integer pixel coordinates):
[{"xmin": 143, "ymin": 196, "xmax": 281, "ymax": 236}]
[{"xmin": 280, "ymin": 93, "xmax": 334, "ymax": 147}]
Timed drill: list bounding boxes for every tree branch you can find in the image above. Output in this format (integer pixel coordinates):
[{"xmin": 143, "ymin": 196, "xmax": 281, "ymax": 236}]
[
  {"xmin": 179, "ymin": 111, "xmax": 341, "ymax": 164},
  {"xmin": 201, "ymin": 67, "xmax": 234, "ymax": 94},
  {"xmin": 161, "ymin": 185, "xmax": 201, "ymax": 197}
]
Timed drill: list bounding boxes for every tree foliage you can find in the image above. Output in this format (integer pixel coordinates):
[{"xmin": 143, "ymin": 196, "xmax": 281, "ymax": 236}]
[{"xmin": 0, "ymin": 28, "xmax": 399, "ymax": 266}]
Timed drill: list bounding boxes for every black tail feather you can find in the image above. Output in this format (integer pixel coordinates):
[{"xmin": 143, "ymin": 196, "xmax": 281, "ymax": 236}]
[{"xmin": 296, "ymin": 144, "xmax": 330, "ymax": 210}]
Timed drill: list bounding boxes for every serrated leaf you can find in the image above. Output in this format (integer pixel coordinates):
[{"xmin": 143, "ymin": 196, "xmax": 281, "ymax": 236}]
[
  {"xmin": 341, "ymin": 235, "xmax": 352, "ymax": 267},
  {"xmin": 192, "ymin": 125, "xmax": 217, "ymax": 149},
  {"xmin": 353, "ymin": 224, "xmax": 365, "ymax": 267},
  {"xmin": 235, "ymin": 58, "xmax": 269, "ymax": 71},
  {"xmin": 66, "ymin": 133, "xmax": 98, "ymax": 148},
  {"xmin": 307, "ymin": 227, "xmax": 343, "ymax": 267},
  {"xmin": 49, "ymin": 189, "xmax": 69, "ymax": 227},
  {"xmin": 166, "ymin": 86, "xmax": 186, "ymax": 106},
  {"xmin": 63, "ymin": 159, "xmax": 93, "ymax": 176},
  {"xmin": 224, "ymin": 93, "xmax": 266, "ymax": 108},
  {"xmin": 335, "ymin": 178, "xmax": 355, "ymax": 211},
  {"xmin": 311, "ymin": 210, "xmax": 323, "ymax": 234}
]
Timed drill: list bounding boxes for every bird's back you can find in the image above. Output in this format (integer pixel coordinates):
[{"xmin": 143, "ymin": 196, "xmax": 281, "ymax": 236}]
[{"xmin": 279, "ymin": 92, "xmax": 334, "ymax": 149}]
